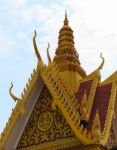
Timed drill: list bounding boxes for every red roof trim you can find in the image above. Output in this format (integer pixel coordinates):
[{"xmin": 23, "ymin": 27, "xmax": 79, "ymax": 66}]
[{"xmin": 87, "ymin": 83, "xmax": 112, "ymax": 131}]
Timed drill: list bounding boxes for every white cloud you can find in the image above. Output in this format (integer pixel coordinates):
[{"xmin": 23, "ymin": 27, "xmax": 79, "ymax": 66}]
[{"xmin": 4, "ymin": 0, "xmax": 27, "ymax": 8}]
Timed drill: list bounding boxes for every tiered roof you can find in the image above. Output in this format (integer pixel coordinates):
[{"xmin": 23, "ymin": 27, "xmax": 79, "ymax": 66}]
[
  {"xmin": 54, "ymin": 11, "xmax": 86, "ymax": 77},
  {"xmin": 0, "ymin": 12, "xmax": 117, "ymax": 150}
]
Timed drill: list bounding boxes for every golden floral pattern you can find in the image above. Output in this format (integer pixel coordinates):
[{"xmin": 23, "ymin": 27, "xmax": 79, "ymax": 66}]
[
  {"xmin": 17, "ymin": 85, "xmax": 75, "ymax": 149},
  {"xmin": 38, "ymin": 111, "xmax": 53, "ymax": 132}
]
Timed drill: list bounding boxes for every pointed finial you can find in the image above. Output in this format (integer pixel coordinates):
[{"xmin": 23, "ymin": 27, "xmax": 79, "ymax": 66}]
[
  {"xmin": 65, "ymin": 9, "xmax": 67, "ymax": 18},
  {"xmin": 92, "ymin": 110, "xmax": 101, "ymax": 141},
  {"xmin": 33, "ymin": 30, "xmax": 41, "ymax": 59},
  {"xmin": 97, "ymin": 53, "xmax": 105, "ymax": 70},
  {"xmin": 9, "ymin": 82, "xmax": 20, "ymax": 102},
  {"xmin": 47, "ymin": 43, "xmax": 51, "ymax": 63},
  {"xmin": 80, "ymin": 91, "xmax": 88, "ymax": 122},
  {"xmin": 33, "ymin": 30, "xmax": 45, "ymax": 72},
  {"xmin": 64, "ymin": 10, "xmax": 69, "ymax": 25}
]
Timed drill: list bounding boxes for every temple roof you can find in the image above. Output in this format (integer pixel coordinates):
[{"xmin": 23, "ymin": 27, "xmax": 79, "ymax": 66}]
[{"xmin": 0, "ymin": 13, "xmax": 117, "ymax": 150}]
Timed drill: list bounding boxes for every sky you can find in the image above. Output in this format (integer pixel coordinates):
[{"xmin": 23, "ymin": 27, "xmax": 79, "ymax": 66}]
[{"xmin": 0, "ymin": 0, "xmax": 117, "ymax": 133}]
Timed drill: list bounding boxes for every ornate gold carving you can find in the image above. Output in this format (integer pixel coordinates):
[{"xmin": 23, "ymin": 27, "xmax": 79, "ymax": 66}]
[
  {"xmin": 33, "ymin": 30, "xmax": 41, "ymax": 60},
  {"xmin": 33, "ymin": 30, "xmax": 45, "ymax": 72},
  {"xmin": 1, "ymin": 13, "xmax": 116, "ymax": 150},
  {"xmin": 17, "ymin": 137, "xmax": 80, "ymax": 150},
  {"xmin": 97, "ymin": 53, "xmax": 105, "ymax": 70},
  {"xmin": 54, "ymin": 11, "xmax": 86, "ymax": 79},
  {"xmin": 38, "ymin": 111, "xmax": 53, "ymax": 132},
  {"xmin": 41, "ymin": 63, "xmax": 96, "ymax": 144},
  {"xmin": 77, "ymin": 62, "xmax": 101, "ymax": 122},
  {"xmin": 9, "ymin": 82, "xmax": 20, "ymax": 102},
  {"xmin": 47, "ymin": 43, "xmax": 51, "ymax": 63},
  {"xmin": 92, "ymin": 110, "xmax": 101, "ymax": 142},
  {"xmin": 80, "ymin": 91, "xmax": 88, "ymax": 121},
  {"xmin": 17, "ymin": 85, "xmax": 77, "ymax": 149}
]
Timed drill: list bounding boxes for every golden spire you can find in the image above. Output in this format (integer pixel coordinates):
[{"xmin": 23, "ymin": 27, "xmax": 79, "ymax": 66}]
[
  {"xmin": 54, "ymin": 12, "xmax": 86, "ymax": 78},
  {"xmin": 64, "ymin": 10, "xmax": 69, "ymax": 25}
]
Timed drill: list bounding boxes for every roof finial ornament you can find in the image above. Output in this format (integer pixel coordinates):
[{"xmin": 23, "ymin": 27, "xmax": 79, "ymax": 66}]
[
  {"xmin": 98, "ymin": 53, "xmax": 105, "ymax": 70},
  {"xmin": 80, "ymin": 91, "xmax": 88, "ymax": 123},
  {"xmin": 92, "ymin": 110, "xmax": 101, "ymax": 142},
  {"xmin": 9, "ymin": 82, "xmax": 20, "ymax": 102},
  {"xmin": 33, "ymin": 30, "xmax": 42, "ymax": 60},
  {"xmin": 33, "ymin": 30, "xmax": 45, "ymax": 72},
  {"xmin": 64, "ymin": 9, "xmax": 69, "ymax": 25},
  {"xmin": 46, "ymin": 43, "xmax": 51, "ymax": 63}
]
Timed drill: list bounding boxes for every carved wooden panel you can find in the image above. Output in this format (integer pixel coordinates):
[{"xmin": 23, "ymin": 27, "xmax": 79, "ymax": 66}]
[{"xmin": 17, "ymin": 85, "xmax": 75, "ymax": 149}]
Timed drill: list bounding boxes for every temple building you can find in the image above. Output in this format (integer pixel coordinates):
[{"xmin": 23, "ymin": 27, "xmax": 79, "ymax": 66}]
[{"xmin": 0, "ymin": 12, "xmax": 117, "ymax": 150}]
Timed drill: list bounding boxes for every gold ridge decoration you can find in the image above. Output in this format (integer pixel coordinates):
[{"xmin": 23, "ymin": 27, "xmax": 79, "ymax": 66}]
[
  {"xmin": 39, "ymin": 62, "xmax": 97, "ymax": 144},
  {"xmin": 47, "ymin": 43, "xmax": 52, "ymax": 63},
  {"xmin": 97, "ymin": 53, "xmax": 105, "ymax": 70},
  {"xmin": 92, "ymin": 110, "xmax": 101, "ymax": 142},
  {"xmin": 77, "ymin": 74, "xmax": 99, "ymax": 122},
  {"xmin": 0, "ymin": 12, "xmax": 116, "ymax": 150},
  {"xmin": 80, "ymin": 91, "xmax": 88, "ymax": 122},
  {"xmin": 77, "ymin": 53, "xmax": 105, "ymax": 122},
  {"xmin": 33, "ymin": 30, "xmax": 45, "ymax": 72},
  {"xmin": 9, "ymin": 82, "xmax": 20, "ymax": 102},
  {"xmin": 33, "ymin": 30, "xmax": 41, "ymax": 60},
  {"xmin": 0, "ymin": 67, "xmax": 39, "ymax": 150},
  {"xmin": 17, "ymin": 137, "xmax": 80, "ymax": 150}
]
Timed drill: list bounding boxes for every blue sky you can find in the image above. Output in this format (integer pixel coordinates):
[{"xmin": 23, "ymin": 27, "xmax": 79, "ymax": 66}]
[{"xmin": 0, "ymin": 0, "xmax": 117, "ymax": 133}]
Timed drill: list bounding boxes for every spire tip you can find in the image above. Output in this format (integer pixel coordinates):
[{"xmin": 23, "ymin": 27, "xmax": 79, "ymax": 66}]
[{"xmin": 64, "ymin": 10, "xmax": 68, "ymax": 25}]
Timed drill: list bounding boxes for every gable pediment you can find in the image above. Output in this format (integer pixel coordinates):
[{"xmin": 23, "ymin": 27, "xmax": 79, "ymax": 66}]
[{"xmin": 16, "ymin": 85, "xmax": 80, "ymax": 150}]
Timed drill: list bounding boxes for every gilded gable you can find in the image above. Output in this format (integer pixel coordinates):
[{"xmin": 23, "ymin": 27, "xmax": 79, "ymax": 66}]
[{"xmin": 17, "ymin": 85, "xmax": 80, "ymax": 149}]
